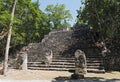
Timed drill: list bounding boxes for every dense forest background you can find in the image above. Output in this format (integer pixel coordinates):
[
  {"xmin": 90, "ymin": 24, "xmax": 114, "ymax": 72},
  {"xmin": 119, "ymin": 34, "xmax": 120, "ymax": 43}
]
[{"xmin": 0, "ymin": 0, "xmax": 120, "ymax": 56}]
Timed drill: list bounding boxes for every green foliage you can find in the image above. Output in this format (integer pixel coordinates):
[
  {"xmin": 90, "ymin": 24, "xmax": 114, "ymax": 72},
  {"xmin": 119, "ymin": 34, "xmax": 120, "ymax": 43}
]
[
  {"xmin": 45, "ymin": 3, "xmax": 72, "ymax": 29},
  {"xmin": 11, "ymin": 0, "xmax": 51, "ymax": 45},
  {"xmin": 0, "ymin": 0, "xmax": 51, "ymax": 51},
  {"xmin": 0, "ymin": 0, "xmax": 10, "ymax": 30},
  {"xmin": 0, "ymin": 1, "xmax": 73, "ymax": 55},
  {"xmin": 76, "ymin": 0, "xmax": 120, "ymax": 38}
]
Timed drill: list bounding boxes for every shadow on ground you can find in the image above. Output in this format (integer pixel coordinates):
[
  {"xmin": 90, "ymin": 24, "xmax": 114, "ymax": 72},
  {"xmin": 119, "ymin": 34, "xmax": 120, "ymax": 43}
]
[{"xmin": 52, "ymin": 76, "xmax": 120, "ymax": 82}]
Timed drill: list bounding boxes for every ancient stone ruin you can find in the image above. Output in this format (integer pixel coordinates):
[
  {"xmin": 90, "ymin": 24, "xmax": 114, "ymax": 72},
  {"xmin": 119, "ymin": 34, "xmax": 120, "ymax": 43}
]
[
  {"xmin": 6, "ymin": 24, "xmax": 120, "ymax": 72},
  {"xmin": 71, "ymin": 49, "xmax": 87, "ymax": 79},
  {"xmin": 9, "ymin": 25, "xmax": 94, "ymax": 63},
  {"xmin": 74, "ymin": 49, "xmax": 87, "ymax": 75}
]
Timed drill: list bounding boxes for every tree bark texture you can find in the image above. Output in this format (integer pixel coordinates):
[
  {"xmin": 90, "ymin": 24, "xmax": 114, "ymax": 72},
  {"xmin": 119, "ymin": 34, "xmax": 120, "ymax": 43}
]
[{"xmin": 3, "ymin": 0, "xmax": 17, "ymax": 76}]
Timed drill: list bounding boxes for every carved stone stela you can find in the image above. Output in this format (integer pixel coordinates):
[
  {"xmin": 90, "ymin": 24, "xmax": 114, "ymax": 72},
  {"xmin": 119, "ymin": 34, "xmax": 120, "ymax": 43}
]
[{"xmin": 72, "ymin": 49, "xmax": 87, "ymax": 79}]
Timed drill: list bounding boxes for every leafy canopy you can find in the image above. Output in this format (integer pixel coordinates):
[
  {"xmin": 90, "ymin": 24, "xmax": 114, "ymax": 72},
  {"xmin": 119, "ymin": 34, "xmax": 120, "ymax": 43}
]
[
  {"xmin": 76, "ymin": 0, "xmax": 120, "ymax": 38},
  {"xmin": 45, "ymin": 3, "xmax": 72, "ymax": 29}
]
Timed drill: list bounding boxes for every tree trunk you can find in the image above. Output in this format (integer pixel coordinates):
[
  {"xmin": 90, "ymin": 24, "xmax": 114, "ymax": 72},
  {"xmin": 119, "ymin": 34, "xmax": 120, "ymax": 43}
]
[{"xmin": 3, "ymin": 0, "xmax": 17, "ymax": 76}]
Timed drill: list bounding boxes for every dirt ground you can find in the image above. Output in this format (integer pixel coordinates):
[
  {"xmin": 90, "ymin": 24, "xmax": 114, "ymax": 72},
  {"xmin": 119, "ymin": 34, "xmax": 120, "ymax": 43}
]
[{"xmin": 0, "ymin": 69, "xmax": 120, "ymax": 82}]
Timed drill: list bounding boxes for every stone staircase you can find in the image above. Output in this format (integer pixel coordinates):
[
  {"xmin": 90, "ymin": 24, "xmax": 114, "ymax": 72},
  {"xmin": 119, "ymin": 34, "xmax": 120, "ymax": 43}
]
[{"xmin": 28, "ymin": 55, "xmax": 105, "ymax": 73}]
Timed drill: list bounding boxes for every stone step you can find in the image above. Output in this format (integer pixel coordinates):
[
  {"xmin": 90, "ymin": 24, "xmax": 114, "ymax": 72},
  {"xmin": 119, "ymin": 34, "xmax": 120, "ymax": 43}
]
[
  {"xmin": 52, "ymin": 60, "xmax": 74, "ymax": 63},
  {"xmin": 87, "ymin": 63, "xmax": 103, "ymax": 66},
  {"xmin": 87, "ymin": 66, "xmax": 104, "ymax": 69},
  {"xmin": 53, "ymin": 57, "xmax": 103, "ymax": 61},
  {"xmin": 28, "ymin": 65, "xmax": 104, "ymax": 69},
  {"xmin": 28, "ymin": 64, "xmax": 75, "ymax": 68},
  {"xmin": 53, "ymin": 55, "xmax": 103, "ymax": 58},
  {"xmin": 28, "ymin": 62, "xmax": 103, "ymax": 66},
  {"xmin": 51, "ymin": 62, "xmax": 103, "ymax": 66},
  {"xmin": 28, "ymin": 67, "xmax": 72, "ymax": 71},
  {"xmin": 28, "ymin": 59, "xmax": 103, "ymax": 64},
  {"xmin": 53, "ymin": 56, "xmax": 103, "ymax": 59},
  {"xmin": 29, "ymin": 60, "xmax": 103, "ymax": 63},
  {"xmin": 27, "ymin": 55, "xmax": 105, "ymax": 73},
  {"xmin": 28, "ymin": 63, "xmax": 104, "ymax": 69},
  {"xmin": 28, "ymin": 62, "xmax": 74, "ymax": 65},
  {"xmin": 28, "ymin": 67, "xmax": 105, "ymax": 73},
  {"xmin": 87, "ymin": 68, "xmax": 105, "ymax": 73},
  {"xmin": 28, "ymin": 62, "xmax": 104, "ymax": 69},
  {"xmin": 52, "ymin": 60, "xmax": 103, "ymax": 63},
  {"xmin": 53, "ymin": 57, "xmax": 103, "ymax": 60}
]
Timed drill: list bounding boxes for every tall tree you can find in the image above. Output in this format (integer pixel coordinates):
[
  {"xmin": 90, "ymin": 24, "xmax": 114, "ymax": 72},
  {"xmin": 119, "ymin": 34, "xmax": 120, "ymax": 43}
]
[
  {"xmin": 45, "ymin": 4, "xmax": 72, "ymax": 29},
  {"xmin": 11, "ymin": 0, "xmax": 50, "ymax": 45},
  {"xmin": 0, "ymin": 0, "xmax": 50, "ymax": 56},
  {"xmin": 3, "ymin": 0, "xmax": 17, "ymax": 76},
  {"xmin": 76, "ymin": 0, "xmax": 120, "ymax": 38}
]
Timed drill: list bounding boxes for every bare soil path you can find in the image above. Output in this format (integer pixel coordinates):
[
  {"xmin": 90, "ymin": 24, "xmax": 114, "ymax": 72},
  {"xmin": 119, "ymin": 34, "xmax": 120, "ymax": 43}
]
[{"xmin": 0, "ymin": 69, "xmax": 120, "ymax": 82}]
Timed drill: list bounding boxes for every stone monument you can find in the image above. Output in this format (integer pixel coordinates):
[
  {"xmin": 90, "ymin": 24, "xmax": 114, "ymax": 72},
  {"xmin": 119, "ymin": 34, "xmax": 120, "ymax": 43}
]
[
  {"xmin": 19, "ymin": 52, "xmax": 28, "ymax": 71},
  {"xmin": 44, "ymin": 50, "xmax": 53, "ymax": 66},
  {"xmin": 71, "ymin": 49, "xmax": 87, "ymax": 79}
]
